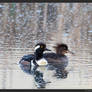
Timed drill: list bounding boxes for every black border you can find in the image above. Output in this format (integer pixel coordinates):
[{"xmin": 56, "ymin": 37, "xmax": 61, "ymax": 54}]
[
  {"xmin": 0, "ymin": 0, "xmax": 92, "ymax": 3},
  {"xmin": 0, "ymin": 89, "xmax": 91, "ymax": 92},
  {"xmin": 0, "ymin": 89, "xmax": 91, "ymax": 91}
]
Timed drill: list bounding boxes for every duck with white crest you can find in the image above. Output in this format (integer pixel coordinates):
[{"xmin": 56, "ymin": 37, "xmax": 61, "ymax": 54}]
[{"xmin": 19, "ymin": 42, "xmax": 51, "ymax": 88}]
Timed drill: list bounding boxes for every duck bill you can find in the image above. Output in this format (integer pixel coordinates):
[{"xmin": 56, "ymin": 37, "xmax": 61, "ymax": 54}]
[{"xmin": 45, "ymin": 48, "xmax": 51, "ymax": 51}]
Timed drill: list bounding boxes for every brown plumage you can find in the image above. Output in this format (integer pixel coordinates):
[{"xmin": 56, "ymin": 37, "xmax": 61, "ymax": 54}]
[
  {"xmin": 44, "ymin": 43, "xmax": 70, "ymax": 69},
  {"xmin": 43, "ymin": 43, "xmax": 74, "ymax": 78},
  {"xmin": 53, "ymin": 43, "xmax": 69, "ymax": 55}
]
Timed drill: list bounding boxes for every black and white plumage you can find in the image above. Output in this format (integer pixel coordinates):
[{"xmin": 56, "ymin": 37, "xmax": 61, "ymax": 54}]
[
  {"xmin": 19, "ymin": 42, "xmax": 51, "ymax": 74},
  {"xmin": 19, "ymin": 42, "xmax": 51, "ymax": 88}
]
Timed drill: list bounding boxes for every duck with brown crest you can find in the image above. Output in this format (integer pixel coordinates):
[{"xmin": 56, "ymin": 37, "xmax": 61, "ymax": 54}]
[{"xmin": 44, "ymin": 43, "xmax": 74, "ymax": 78}]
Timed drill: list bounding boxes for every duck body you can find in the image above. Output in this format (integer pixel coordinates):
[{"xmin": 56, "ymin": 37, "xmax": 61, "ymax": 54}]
[
  {"xmin": 19, "ymin": 42, "xmax": 51, "ymax": 88},
  {"xmin": 44, "ymin": 53, "xmax": 68, "ymax": 70},
  {"xmin": 19, "ymin": 42, "xmax": 50, "ymax": 74},
  {"xmin": 43, "ymin": 43, "xmax": 72, "ymax": 78},
  {"xmin": 43, "ymin": 43, "xmax": 69, "ymax": 70},
  {"xmin": 20, "ymin": 54, "xmax": 34, "ymax": 62}
]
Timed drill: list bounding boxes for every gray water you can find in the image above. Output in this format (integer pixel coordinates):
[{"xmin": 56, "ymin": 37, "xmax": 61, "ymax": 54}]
[{"xmin": 0, "ymin": 3, "xmax": 92, "ymax": 89}]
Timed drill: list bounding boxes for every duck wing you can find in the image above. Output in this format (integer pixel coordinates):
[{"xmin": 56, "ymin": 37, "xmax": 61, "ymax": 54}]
[
  {"xmin": 19, "ymin": 54, "xmax": 34, "ymax": 74},
  {"xmin": 43, "ymin": 53, "xmax": 68, "ymax": 69},
  {"xmin": 19, "ymin": 54, "xmax": 34, "ymax": 63},
  {"xmin": 43, "ymin": 53, "xmax": 58, "ymax": 59}
]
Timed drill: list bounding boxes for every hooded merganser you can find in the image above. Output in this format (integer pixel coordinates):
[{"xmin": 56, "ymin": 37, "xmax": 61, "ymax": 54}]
[
  {"xmin": 19, "ymin": 42, "xmax": 51, "ymax": 88},
  {"xmin": 19, "ymin": 42, "xmax": 51, "ymax": 74},
  {"xmin": 31, "ymin": 42, "xmax": 51, "ymax": 88},
  {"xmin": 43, "ymin": 43, "xmax": 74, "ymax": 78}
]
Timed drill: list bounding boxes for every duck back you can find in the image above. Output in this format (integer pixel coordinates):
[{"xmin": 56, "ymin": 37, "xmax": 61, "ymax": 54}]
[
  {"xmin": 19, "ymin": 54, "xmax": 34, "ymax": 63},
  {"xmin": 43, "ymin": 53, "xmax": 68, "ymax": 70}
]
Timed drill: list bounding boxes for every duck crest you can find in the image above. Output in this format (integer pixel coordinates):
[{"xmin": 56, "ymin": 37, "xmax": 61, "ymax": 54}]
[
  {"xmin": 53, "ymin": 43, "xmax": 68, "ymax": 55},
  {"xmin": 36, "ymin": 58, "xmax": 48, "ymax": 66}
]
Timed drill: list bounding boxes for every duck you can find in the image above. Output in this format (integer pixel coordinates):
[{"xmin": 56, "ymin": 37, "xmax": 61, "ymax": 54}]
[
  {"xmin": 19, "ymin": 42, "xmax": 51, "ymax": 74},
  {"xmin": 43, "ymin": 43, "xmax": 74, "ymax": 78},
  {"xmin": 19, "ymin": 42, "xmax": 51, "ymax": 88}
]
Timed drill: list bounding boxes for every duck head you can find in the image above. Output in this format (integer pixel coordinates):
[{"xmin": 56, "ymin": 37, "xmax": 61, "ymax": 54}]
[
  {"xmin": 53, "ymin": 43, "xmax": 74, "ymax": 55},
  {"xmin": 35, "ymin": 42, "xmax": 51, "ymax": 53},
  {"xmin": 34, "ymin": 42, "xmax": 51, "ymax": 60}
]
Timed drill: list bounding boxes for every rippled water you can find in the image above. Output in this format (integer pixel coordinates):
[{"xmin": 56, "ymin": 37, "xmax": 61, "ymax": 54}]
[{"xmin": 0, "ymin": 44, "xmax": 92, "ymax": 89}]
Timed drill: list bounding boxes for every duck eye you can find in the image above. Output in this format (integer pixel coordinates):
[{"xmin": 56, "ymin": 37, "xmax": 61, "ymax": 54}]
[{"xmin": 40, "ymin": 45, "xmax": 43, "ymax": 48}]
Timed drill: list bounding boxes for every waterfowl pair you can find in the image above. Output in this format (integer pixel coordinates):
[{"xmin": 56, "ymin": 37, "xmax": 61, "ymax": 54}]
[
  {"xmin": 19, "ymin": 43, "xmax": 73, "ymax": 77},
  {"xmin": 19, "ymin": 42, "xmax": 73, "ymax": 88}
]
